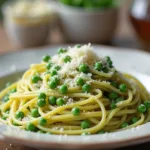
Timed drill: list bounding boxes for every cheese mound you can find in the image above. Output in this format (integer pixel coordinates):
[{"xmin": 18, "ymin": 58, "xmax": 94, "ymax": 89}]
[{"xmin": 52, "ymin": 44, "xmax": 103, "ymax": 76}]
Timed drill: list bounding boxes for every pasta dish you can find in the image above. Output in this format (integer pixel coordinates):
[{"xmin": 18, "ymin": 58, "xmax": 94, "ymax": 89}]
[{"xmin": 0, "ymin": 44, "xmax": 149, "ymax": 135}]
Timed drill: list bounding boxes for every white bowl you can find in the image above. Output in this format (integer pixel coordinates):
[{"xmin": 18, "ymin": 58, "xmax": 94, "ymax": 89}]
[
  {"xmin": 2, "ymin": 2, "xmax": 52, "ymax": 48},
  {"xmin": 4, "ymin": 20, "xmax": 51, "ymax": 48},
  {"xmin": 57, "ymin": 3, "xmax": 118, "ymax": 43}
]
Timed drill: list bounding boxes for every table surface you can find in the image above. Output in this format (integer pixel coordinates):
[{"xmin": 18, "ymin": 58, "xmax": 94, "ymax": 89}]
[{"xmin": 0, "ymin": 1, "xmax": 150, "ymax": 150}]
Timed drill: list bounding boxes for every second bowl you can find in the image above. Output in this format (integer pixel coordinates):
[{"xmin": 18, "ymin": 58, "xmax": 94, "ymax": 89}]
[{"xmin": 57, "ymin": 3, "xmax": 119, "ymax": 43}]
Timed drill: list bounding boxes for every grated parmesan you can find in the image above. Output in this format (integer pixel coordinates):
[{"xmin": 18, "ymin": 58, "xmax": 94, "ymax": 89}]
[
  {"xmin": 66, "ymin": 98, "xmax": 74, "ymax": 105},
  {"xmin": 51, "ymin": 44, "xmax": 103, "ymax": 77}
]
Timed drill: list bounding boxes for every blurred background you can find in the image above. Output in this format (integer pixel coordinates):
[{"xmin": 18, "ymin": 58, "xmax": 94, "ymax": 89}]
[
  {"xmin": 0, "ymin": 1, "xmax": 150, "ymax": 150},
  {"xmin": 0, "ymin": 0, "xmax": 150, "ymax": 54}
]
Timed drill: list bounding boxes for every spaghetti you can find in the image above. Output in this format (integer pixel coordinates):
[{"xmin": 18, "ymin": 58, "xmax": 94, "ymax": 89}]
[{"xmin": 0, "ymin": 44, "xmax": 149, "ymax": 135}]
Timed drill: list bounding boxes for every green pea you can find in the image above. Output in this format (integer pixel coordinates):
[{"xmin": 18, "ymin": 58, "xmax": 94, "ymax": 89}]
[
  {"xmin": 76, "ymin": 77, "xmax": 85, "ymax": 86},
  {"xmin": 102, "ymin": 67, "xmax": 109, "ymax": 73},
  {"xmin": 110, "ymin": 102, "xmax": 116, "ymax": 109},
  {"xmin": 116, "ymin": 97, "xmax": 124, "ymax": 103},
  {"xmin": 82, "ymin": 84, "xmax": 91, "ymax": 93},
  {"xmin": 138, "ymin": 104, "xmax": 147, "ymax": 113},
  {"xmin": 97, "ymin": 130, "xmax": 106, "ymax": 134},
  {"xmin": 31, "ymin": 108, "xmax": 40, "ymax": 118},
  {"xmin": 72, "ymin": 107, "xmax": 80, "ymax": 116},
  {"xmin": 50, "ymin": 69, "xmax": 57, "ymax": 76},
  {"xmin": 56, "ymin": 98, "xmax": 65, "ymax": 106},
  {"xmin": 26, "ymin": 123, "xmax": 36, "ymax": 132},
  {"xmin": 10, "ymin": 88, "xmax": 17, "ymax": 93},
  {"xmin": 107, "ymin": 60, "xmax": 113, "ymax": 68},
  {"xmin": 111, "ymin": 81, "xmax": 118, "ymax": 88},
  {"xmin": 94, "ymin": 62, "xmax": 103, "ymax": 71},
  {"xmin": 144, "ymin": 101, "xmax": 150, "ymax": 109},
  {"xmin": 2, "ymin": 116, "xmax": 7, "ymax": 120},
  {"xmin": 63, "ymin": 55, "xmax": 72, "ymax": 63},
  {"xmin": 59, "ymin": 85, "xmax": 68, "ymax": 94},
  {"xmin": 131, "ymin": 117, "xmax": 139, "ymax": 124},
  {"xmin": 37, "ymin": 99, "xmax": 46, "ymax": 107},
  {"xmin": 79, "ymin": 64, "xmax": 90, "ymax": 74},
  {"xmin": 49, "ymin": 96, "xmax": 57, "ymax": 105},
  {"xmin": 39, "ymin": 118, "xmax": 47, "ymax": 126},
  {"xmin": 105, "ymin": 56, "xmax": 111, "ymax": 61},
  {"xmin": 58, "ymin": 48, "xmax": 67, "ymax": 54},
  {"xmin": 38, "ymin": 92, "xmax": 46, "ymax": 100},
  {"xmin": 81, "ymin": 120, "xmax": 91, "ymax": 129},
  {"xmin": 108, "ymin": 92, "xmax": 118, "ymax": 100},
  {"xmin": 54, "ymin": 65, "xmax": 61, "ymax": 71},
  {"xmin": 3, "ymin": 95, "xmax": 9, "ymax": 102},
  {"xmin": 15, "ymin": 111, "xmax": 24, "ymax": 119},
  {"xmin": 46, "ymin": 62, "xmax": 53, "ymax": 70},
  {"xmin": 43, "ymin": 55, "xmax": 51, "ymax": 62},
  {"xmin": 119, "ymin": 84, "xmax": 127, "ymax": 92},
  {"xmin": 106, "ymin": 56, "xmax": 113, "ymax": 68},
  {"xmin": 32, "ymin": 75, "xmax": 42, "ymax": 83},
  {"xmin": 48, "ymin": 80, "xmax": 58, "ymax": 89},
  {"xmin": 121, "ymin": 122, "xmax": 128, "ymax": 128},
  {"xmin": 51, "ymin": 76, "xmax": 60, "ymax": 85}
]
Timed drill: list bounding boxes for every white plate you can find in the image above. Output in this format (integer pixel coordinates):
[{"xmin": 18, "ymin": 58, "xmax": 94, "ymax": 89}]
[{"xmin": 0, "ymin": 45, "xmax": 150, "ymax": 150}]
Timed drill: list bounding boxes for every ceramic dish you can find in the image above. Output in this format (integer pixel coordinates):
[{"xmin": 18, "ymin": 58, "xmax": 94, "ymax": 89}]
[
  {"xmin": 56, "ymin": 2, "xmax": 118, "ymax": 43},
  {"xmin": 0, "ymin": 45, "xmax": 150, "ymax": 150},
  {"xmin": 2, "ymin": 1, "xmax": 55, "ymax": 48}
]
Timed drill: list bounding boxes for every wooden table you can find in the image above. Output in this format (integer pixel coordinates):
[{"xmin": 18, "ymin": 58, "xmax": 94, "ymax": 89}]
[{"xmin": 0, "ymin": 1, "xmax": 150, "ymax": 150}]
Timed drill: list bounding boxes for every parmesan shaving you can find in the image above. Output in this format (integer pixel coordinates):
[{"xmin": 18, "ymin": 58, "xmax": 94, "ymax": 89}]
[{"xmin": 51, "ymin": 44, "xmax": 103, "ymax": 77}]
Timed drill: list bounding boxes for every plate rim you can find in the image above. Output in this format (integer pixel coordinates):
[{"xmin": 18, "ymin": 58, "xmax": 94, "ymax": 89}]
[
  {"xmin": 2, "ymin": 123, "xmax": 150, "ymax": 149},
  {"xmin": 0, "ymin": 44, "xmax": 150, "ymax": 58}
]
